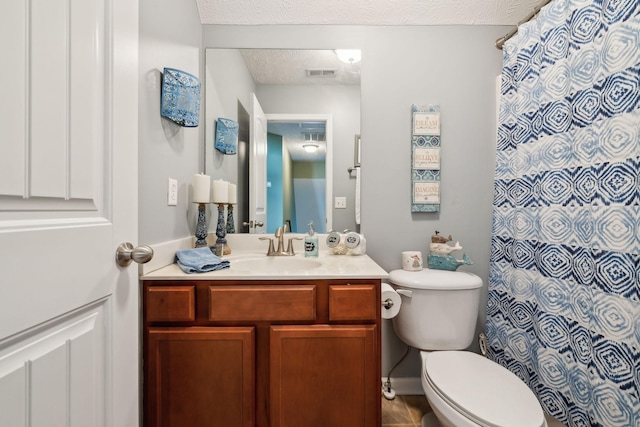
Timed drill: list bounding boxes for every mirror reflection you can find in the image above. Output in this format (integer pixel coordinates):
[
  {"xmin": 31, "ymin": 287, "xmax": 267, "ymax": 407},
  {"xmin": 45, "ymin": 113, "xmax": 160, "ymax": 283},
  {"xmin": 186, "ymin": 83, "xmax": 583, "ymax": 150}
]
[{"xmin": 204, "ymin": 48, "xmax": 361, "ymax": 234}]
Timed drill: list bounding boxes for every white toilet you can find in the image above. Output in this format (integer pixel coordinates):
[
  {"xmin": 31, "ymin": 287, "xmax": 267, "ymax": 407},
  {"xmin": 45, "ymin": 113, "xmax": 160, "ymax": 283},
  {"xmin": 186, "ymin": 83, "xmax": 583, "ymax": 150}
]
[{"xmin": 389, "ymin": 268, "xmax": 547, "ymax": 427}]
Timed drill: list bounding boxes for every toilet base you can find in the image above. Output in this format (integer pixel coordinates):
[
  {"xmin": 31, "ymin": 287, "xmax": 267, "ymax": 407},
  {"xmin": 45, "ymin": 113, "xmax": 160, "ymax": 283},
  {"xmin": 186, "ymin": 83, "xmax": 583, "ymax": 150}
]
[{"xmin": 422, "ymin": 412, "xmax": 443, "ymax": 427}]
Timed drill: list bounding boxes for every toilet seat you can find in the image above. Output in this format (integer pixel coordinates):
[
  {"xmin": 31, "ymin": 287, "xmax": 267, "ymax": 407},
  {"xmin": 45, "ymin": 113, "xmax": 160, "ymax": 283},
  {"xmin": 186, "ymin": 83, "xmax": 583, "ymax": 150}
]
[{"xmin": 423, "ymin": 351, "xmax": 545, "ymax": 427}]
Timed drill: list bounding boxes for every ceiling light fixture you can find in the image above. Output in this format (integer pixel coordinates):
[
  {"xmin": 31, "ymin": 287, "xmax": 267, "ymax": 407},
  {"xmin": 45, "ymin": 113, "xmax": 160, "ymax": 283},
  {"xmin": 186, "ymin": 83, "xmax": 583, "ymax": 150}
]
[
  {"xmin": 302, "ymin": 132, "xmax": 324, "ymax": 154},
  {"xmin": 303, "ymin": 143, "xmax": 319, "ymax": 153},
  {"xmin": 335, "ymin": 49, "xmax": 361, "ymax": 64}
]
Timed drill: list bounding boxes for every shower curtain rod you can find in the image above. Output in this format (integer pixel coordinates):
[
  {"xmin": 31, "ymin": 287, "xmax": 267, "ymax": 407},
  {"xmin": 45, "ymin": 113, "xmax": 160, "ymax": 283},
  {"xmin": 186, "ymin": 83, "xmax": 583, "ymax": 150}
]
[{"xmin": 495, "ymin": 0, "xmax": 554, "ymax": 49}]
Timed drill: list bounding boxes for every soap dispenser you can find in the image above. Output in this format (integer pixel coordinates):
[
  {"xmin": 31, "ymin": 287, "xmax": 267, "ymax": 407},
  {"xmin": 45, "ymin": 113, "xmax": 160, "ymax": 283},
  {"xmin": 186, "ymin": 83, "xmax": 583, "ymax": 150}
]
[{"xmin": 304, "ymin": 221, "xmax": 319, "ymax": 258}]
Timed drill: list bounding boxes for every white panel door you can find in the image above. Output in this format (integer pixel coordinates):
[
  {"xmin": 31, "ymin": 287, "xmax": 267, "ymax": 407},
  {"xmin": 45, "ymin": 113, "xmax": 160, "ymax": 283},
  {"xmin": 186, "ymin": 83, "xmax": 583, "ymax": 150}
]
[
  {"xmin": 249, "ymin": 93, "xmax": 268, "ymax": 233},
  {"xmin": 0, "ymin": 0, "xmax": 139, "ymax": 426}
]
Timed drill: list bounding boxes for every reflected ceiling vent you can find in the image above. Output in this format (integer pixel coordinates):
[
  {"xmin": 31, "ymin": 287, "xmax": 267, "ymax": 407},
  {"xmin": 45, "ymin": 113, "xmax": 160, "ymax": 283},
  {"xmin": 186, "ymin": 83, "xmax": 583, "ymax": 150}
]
[
  {"xmin": 299, "ymin": 122, "xmax": 326, "ymax": 133},
  {"xmin": 306, "ymin": 69, "xmax": 337, "ymax": 78}
]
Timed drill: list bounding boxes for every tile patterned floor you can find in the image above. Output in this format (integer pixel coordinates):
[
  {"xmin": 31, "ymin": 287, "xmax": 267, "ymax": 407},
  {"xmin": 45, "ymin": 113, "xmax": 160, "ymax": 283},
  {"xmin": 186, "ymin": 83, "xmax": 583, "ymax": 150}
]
[
  {"xmin": 382, "ymin": 394, "xmax": 567, "ymax": 427},
  {"xmin": 382, "ymin": 395, "xmax": 431, "ymax": 427}
]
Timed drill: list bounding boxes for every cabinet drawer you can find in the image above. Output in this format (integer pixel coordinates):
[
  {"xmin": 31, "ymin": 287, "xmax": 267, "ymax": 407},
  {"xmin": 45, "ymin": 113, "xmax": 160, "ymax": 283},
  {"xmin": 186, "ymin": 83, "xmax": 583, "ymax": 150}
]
[
  {"xmin": 329, "ymin": 284, "xmax": 377, "ymax": 321},
  {"xmin": 209, "ymin": 285, "xmax": 316, "ymax": 322},
  {"xmin": 146, "ymin": 286, "xmax": 196, "ymax": 322}
]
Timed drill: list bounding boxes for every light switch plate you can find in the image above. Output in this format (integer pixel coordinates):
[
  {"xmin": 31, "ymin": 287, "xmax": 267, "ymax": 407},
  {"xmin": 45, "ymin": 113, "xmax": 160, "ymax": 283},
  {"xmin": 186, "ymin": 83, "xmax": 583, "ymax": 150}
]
[
  {"xmin": 167, "ymin": 178, "xmax": 178, "ymax": 206},
  {"xmin": 335, "ymin": 197, "xmax": 347, "ymax": 209}
]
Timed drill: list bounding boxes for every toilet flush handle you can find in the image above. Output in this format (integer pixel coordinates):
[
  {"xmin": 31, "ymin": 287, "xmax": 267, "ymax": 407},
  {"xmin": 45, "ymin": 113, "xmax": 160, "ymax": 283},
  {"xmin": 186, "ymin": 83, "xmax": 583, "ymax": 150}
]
[{"xmin": 396, "ymin": 289, "xmax": 413, "ymax": 298}]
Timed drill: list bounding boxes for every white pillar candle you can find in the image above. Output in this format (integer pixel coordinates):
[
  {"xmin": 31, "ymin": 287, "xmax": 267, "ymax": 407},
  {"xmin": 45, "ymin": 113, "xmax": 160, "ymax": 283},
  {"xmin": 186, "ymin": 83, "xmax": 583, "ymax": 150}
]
[
  {"xmin": 193, "ymin": 173, "xmax": 210, "ymax": 203},
  {"xmin": 212, "ymin": 179, "xmax": 229, "ymax": 204},
  {"xmin": 228, "ymin": 183, "xmax": 237, "ymax": 204}
]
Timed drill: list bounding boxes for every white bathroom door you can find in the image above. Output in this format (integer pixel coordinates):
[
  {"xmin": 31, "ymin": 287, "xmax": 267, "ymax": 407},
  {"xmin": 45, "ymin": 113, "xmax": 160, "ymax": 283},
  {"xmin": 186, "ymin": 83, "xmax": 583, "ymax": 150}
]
[
  {"xmin": 0, "ymin": 0, "xmax": 139, "ymax": 426},
  {"xmin": 249, "ymin": 93, "xmax": 268, "ymax": 233}
]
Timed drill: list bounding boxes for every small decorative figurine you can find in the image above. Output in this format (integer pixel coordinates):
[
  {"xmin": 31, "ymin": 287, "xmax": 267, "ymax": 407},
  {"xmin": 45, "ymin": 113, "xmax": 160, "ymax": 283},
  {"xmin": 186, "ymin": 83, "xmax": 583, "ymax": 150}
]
[
  {"xmin": 427, "ymin": 231, "xmax": 473, "ymax": 271},
  {"xmin": 410, "ymin": 254, "xmax": 422, "ymax": 269}
]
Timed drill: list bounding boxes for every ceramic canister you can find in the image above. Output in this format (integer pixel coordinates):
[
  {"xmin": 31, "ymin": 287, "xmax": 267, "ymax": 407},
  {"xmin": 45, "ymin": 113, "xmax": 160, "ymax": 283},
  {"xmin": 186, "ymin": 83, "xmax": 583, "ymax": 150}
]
[{"xmin": 402, "ymin": 251, "xmax": 423, "ymax": 271}]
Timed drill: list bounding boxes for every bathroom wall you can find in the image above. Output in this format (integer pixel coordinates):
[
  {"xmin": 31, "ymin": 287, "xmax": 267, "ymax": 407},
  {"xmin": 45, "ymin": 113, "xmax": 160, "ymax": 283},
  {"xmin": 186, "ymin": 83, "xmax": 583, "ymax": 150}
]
[
  {"xmin": 202, "ymin": 25, "xmax": 506, "ymax": 379},
  {"xmin": 204, "ymin": 49, "xmax": 256, "ymax": 189},
  {"xmin": 138, "ymin": 0, "xmax": 203, "ymax": 245},
  {"xmin": 361, "ymin": 27, "xmax": 504, "ymax": 378}
]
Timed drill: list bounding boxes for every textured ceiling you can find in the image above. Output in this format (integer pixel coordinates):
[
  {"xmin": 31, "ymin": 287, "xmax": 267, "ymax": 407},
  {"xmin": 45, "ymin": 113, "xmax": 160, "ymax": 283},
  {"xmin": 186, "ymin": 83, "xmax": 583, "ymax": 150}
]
[
  {"xmin": 195, "ymin": 0, "xmax": 541, "ymax": 26},
  {"xmin": 240, "ymin": 49, "xmax": 360, "ymax": 85}
]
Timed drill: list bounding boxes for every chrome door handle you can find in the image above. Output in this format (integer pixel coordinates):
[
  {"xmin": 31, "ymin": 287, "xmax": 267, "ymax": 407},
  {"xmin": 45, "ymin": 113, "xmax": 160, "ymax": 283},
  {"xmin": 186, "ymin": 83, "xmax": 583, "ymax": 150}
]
[
  {"xmin": 242, "ymin": 220, "xmax": 265, "ymax": 229},
  {"xmin": 116, "ymin": 242, "xmax": 154, "ymax": 267}
]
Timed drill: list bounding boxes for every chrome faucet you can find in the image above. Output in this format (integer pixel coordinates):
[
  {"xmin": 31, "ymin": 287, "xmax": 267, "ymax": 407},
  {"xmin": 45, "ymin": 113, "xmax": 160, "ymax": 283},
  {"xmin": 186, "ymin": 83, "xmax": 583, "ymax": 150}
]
[
  {"xmin": 274, "ymin": 226, "xmax": 285, "ymax": 253},
  {"xmin": 260, "ymin": 225, "xmax": 302, "ymax": 256}
]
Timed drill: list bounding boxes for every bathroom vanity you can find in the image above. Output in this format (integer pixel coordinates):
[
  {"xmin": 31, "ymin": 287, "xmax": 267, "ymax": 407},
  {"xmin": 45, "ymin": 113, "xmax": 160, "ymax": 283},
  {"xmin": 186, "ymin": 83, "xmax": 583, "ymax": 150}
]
[{"xmin": 141, "ymin": 249, "xmax": 388, "ymax": 427}]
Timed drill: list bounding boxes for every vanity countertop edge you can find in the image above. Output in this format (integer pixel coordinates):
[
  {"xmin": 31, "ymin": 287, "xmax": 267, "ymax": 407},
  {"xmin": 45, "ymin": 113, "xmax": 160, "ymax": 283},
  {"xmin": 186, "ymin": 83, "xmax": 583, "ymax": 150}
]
[
  {"xmin": 140, "ymin": 253, "xmax": 389, "ymax": 281},
  {"xmin": 139, "ymin": 235, "xmax": 389, "ymax": 281}
]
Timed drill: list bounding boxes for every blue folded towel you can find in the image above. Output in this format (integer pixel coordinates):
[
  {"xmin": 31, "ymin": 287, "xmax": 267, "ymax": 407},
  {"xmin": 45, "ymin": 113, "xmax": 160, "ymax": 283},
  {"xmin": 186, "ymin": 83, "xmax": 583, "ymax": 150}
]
[{"xmin": 175, "ymin": 247, "xmax": 230, "ymax": 274}]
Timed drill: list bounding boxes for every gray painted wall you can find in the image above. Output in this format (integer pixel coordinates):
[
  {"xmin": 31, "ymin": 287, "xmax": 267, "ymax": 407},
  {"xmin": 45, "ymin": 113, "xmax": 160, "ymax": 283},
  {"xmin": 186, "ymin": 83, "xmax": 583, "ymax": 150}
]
[
  {"xmin": 139, "ymin": 0, "xmax": 203, "ymax": 246},
  {"xmin": 202, "ymin": 25, "xmax": 505, "ymax": 379},
  {"xmin": 204, "ymin": 48, "xmax": 256, "ymax": 187},
  {"xmin": 360, "ymin": 27, "xmax": 503, "ymax": 377},
  {"xmin": 204, "ymin": 48, "xmax": 257, "ymax": 231},
  {"xmin": 138, "ymin": 21, "xmax": 506, "ymax": 380}
]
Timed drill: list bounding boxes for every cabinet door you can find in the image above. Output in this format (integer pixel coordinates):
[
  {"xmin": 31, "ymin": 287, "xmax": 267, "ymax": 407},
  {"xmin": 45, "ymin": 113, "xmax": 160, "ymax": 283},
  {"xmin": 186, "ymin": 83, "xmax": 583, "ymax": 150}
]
[
  {"xmin": 270, "ymin": 325, "xmax": 378, "ymax": 427},
  {"xmin": 146, "ymin": 327, "xmax": 254, "ymax": 427}
]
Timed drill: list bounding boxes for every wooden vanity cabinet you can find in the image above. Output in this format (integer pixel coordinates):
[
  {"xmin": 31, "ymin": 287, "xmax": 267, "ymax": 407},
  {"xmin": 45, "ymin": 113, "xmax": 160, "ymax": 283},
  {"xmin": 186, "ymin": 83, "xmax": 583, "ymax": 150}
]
[
  {"xmin": 143, "ymin": 279, "xmax": 381, "ymax": 427},
  {"xmin": 146, "ymin": 327, "xmax": 255, "ymax": 427},
  {"xmin": 270, "ymin": 324, "xmax": 378, "ymax": 426}
]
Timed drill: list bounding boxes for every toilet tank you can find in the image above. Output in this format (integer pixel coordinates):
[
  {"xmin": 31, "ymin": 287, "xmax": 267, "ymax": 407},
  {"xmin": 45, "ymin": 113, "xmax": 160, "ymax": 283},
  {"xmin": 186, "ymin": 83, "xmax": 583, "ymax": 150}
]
[{"xmin": 389, "ymin": 269, "xmax": 483, "ymax": 351}]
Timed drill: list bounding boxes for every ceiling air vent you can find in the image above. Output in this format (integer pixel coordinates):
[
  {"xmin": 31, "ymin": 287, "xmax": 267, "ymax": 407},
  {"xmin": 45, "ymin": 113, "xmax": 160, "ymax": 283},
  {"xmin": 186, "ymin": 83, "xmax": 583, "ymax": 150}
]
[{"xmin": 306, "ymin": 69, "xmax": 336, "ymax": 78}]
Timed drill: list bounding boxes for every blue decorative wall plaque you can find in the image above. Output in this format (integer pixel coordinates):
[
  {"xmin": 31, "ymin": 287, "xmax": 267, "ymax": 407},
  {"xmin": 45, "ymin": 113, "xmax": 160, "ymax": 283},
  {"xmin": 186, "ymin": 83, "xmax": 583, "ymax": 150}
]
[
  {"xmin": 214, "ymin": 118, "xmax": 239, "ymax": 155},
  {"xmin": 160, "ymin": 68, "xmax": 200, "ymax": 127}
]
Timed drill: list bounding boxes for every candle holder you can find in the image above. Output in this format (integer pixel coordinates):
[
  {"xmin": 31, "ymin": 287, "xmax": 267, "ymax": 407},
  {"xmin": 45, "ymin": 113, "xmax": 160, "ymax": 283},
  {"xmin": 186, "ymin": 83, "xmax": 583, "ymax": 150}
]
[
  {"xmin": 194, "ymin": 202, "xmax": 210, "ymax": 248},
  {"xmin": 215, "ymin": 203, "xmax": 232, "ymax": 255},
  {"xmin": 226, "ymin": 204, "xmax": 235, "ymax": 234}
]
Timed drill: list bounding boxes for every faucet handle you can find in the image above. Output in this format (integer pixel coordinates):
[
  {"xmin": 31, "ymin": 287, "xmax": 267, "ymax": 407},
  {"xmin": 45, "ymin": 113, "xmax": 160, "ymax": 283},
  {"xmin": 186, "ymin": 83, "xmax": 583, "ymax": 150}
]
[
  {"xmin": 259, "ymin": 236, "xmax": 276, "ymax": 255},
  {"xmin": 286, "ymin": 237, "xmax": 304, "ymax": 255}
]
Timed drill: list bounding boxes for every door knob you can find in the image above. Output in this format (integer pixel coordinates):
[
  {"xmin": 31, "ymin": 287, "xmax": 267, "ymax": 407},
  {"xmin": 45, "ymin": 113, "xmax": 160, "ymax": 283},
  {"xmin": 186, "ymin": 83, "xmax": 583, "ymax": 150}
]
[
  {"xmin": 116, "ymin": 242, "xmax": 154, "ymax": 267},
  {"xmin": 242, "ymin": 220, "xmax": 264, "ymax": 229}
]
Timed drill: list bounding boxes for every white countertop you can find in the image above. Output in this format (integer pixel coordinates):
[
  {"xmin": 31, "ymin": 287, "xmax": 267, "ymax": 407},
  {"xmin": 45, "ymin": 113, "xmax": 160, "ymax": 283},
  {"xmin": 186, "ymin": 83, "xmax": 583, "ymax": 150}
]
[
  {"xmin": 141, "ymin": 251, "xmax": 388, "ymax": 280},
  {"xmin": 140, "ymin": 234, "xmax": 388, "ymax": 281}
]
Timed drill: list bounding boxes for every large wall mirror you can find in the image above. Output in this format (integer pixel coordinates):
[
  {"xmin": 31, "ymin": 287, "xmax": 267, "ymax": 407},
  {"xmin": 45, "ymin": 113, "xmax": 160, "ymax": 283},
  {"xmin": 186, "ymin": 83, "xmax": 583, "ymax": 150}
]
[{"xmin": 204, "ymin": 48, "xmax": 361, "ymax": 234}]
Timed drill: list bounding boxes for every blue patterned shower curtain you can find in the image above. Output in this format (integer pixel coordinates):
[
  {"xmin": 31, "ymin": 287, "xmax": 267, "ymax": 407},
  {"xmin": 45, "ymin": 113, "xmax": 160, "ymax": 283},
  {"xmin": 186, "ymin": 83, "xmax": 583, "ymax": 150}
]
[{"xmin": 486, "ymin": 0, "xmax": 639, "ymax": 426}]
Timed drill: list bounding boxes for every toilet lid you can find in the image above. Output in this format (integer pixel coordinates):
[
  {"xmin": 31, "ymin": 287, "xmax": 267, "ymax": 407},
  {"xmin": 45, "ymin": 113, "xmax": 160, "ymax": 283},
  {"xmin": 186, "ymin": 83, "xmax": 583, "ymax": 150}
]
[{"xmin": 424, "ymin": 351, "xmax": 545, "ymax": 427}]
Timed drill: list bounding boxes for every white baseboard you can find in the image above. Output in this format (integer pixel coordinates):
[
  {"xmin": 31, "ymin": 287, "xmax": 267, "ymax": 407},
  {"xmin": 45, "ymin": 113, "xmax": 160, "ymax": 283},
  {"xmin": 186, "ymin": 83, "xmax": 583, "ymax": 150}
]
[{"xmin": 381, "ymin": 376, "xmax": 423, "ymax": 395}]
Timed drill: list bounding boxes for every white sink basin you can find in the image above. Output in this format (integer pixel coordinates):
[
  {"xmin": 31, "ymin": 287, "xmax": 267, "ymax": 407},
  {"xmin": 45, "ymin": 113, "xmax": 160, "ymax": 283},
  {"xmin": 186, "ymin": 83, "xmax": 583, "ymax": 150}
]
[{"xmin": 231, "ymin": 256, "xmax": 322, "ymax": 272}]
